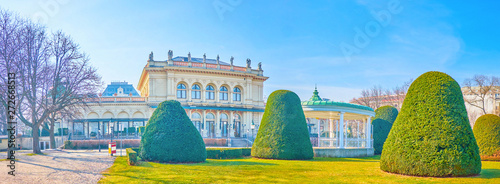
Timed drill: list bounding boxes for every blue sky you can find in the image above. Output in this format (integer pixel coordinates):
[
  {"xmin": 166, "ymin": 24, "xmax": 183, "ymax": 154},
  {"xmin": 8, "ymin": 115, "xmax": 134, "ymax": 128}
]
[{"xmin": 1, "ymin": 0, "xmax": 499, "ymax": 102}]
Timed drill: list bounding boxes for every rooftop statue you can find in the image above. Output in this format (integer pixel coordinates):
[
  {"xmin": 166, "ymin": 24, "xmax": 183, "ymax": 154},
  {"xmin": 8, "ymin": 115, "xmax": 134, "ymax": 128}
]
[
  {"xmin": 188, "ymin": 52, "xmax": 191, "ymax": 61},
  {"xmin": 168, "ymin": 50, "xmax": 173, "ymax": 60},
  {"xmin": 217, "ymin": 55, "xmax": 220, "ymax": 64},
  {"xmin": 149, "ymin": 51, "xmax": 154, "ymax": 61},
  {"xmin": 246, "ymin": 58, "xmax": 251, "ymax": 68},
  {"xmin": 203, "ymin": 53, "xmax": 206, "ymax": 63},
  {"xmin": 230, "ymin": 56, "xmax": 234, "ymax": 65},
  {"xmin": 258, "ymin": 62, "xmax": 262, "ymax": 70}
]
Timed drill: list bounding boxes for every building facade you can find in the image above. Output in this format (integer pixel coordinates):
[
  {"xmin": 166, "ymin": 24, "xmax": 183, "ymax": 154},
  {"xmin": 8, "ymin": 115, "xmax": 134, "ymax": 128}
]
[{"xmin": 70, "ymin": 51, "xmax": 268, "ymax": 141}]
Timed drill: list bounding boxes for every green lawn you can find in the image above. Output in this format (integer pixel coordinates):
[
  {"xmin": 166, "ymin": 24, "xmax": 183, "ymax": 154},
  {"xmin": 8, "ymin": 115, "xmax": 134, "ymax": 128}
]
[{"xmin": 99, "ymin": 156, "xmax": 500, "ymax": 183}]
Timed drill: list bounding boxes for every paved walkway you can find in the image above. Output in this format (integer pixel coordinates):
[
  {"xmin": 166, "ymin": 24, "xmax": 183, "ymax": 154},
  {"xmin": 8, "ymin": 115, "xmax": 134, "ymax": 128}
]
[{"xmin": 0, "ymin": 149, "xmax": 116, "ymax": 184}]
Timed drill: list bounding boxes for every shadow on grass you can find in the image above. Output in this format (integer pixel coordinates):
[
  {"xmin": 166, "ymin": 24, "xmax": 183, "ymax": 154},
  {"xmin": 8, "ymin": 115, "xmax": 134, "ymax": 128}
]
[
  {"xmin": 204, "ymin": 160, "xmax": 276, "ymax": 166},
  {"xmin": 142, "ymin": 159, "xmax": 276, "ymax": 167},
  {"xmin": 478, "ymin": 169, "xmax": 500, "ymax": 179}
]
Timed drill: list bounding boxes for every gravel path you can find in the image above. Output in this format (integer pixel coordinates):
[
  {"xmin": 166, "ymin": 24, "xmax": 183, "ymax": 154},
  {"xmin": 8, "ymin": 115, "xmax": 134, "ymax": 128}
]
[{"xmin": 0, "ymin": 149, "xmax": 116, "ymax": 184}]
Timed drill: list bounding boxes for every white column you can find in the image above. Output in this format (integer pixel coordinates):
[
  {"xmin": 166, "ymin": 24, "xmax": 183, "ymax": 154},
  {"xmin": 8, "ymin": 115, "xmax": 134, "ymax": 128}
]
[
  {"xmin": 366, "ymin": 116, "xmax": 372, "ymax": 148},
  {"xmin": 202, "ymin": 110, "xmax": 207, "ymax": 137},
  {"xmin": 357, "ymin": 120, "xmax": 360, "ymax": 147},
  {"xmin": 229, "ymin": 111, "xmax": 234, "ymax": 138},
  {"xmin": 317, "ymin": 119, "xmax": 320, "ymax": 147},
  {"xmin": 339, "ymin": 112, "xmax": 345, "ymax": 148},
  {"xmin": 329, "ymin": 119, "xmax": 334, "ymax": 147},
  {"xmin": 216, "ymin": 111, "xmax": 220, "ymax": 137},
  {"xmin": 336, "ymin": 120, "xmax": 339, "ymax": 148}
]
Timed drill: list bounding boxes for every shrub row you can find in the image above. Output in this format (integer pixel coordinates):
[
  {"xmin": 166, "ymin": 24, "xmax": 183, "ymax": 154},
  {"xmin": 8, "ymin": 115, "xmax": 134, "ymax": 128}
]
[
  {"xmin": 206, "ymin": 148, "xmax": 251, "ymax": 159},
  {"xmin": 62, "ymin": 140, "xmax": 140, "ymax": 149},
  {"xmin": 126, "ymin": 148, "xmax": 138, "ymax": 166}
]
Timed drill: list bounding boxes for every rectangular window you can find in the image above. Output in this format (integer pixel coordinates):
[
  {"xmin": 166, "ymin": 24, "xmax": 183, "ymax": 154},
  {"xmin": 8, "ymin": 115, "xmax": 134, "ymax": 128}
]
[
  {"xmin": 177, "ymin": 90, "xmax": 186, "ymax": 99},
  {"xmin": 233, "ymin": 94, "xmax": 241, "ymax": 101},
  {"xmin": 206, "ymin": 92, "xmax": 214, "ymax": 100},
  {"xmin": 192, "ymin": 91, "xmax": 201, "ymax": 99},
  {"xmin": 220, "ymin": 93, "xmax": 228, "ymax": 101}
]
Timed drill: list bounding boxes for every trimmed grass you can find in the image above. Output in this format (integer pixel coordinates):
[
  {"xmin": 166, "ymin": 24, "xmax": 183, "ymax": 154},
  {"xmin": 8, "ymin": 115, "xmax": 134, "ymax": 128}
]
[{"xmin": 99, "ymin": 156, "xmax": 500, "ymax": 183}]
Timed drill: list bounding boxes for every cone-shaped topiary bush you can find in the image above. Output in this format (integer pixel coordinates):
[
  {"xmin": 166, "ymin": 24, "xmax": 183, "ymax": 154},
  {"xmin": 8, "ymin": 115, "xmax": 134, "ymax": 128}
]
[
  {"xmin": 140, "ymin": 100, "xmax": 206, "ymax": 163},
  {"xmin": 251, "ymin": 90, "xmax": 314, "ymax": 160},
  {"xmin": 372, "ymin": 118, "xmax": 392, "ymax": 155},
  {"xmin": 380, "ymin": 71, "xmax": 481, "ymax": 177},
  {"xmin": 375, "ymin": 106, "xmax": 399, "ymax": 124},
  {"xmin": 473, "ymin": 114, "xmax": 500, "ymax": 160}
]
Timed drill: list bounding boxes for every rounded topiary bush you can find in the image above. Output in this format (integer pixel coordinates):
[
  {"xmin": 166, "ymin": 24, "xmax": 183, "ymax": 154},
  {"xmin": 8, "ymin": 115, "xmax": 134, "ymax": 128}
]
[
  {"xmin": 251, "ymin": 90, "xmax": 313, "ymax": 160},
  {"xmin": 139, "ymin": 100, "xmax": 206, "ymax": 163},
  {"xmin": 372, "ymin": 118, "xmax": 392, "ymax": 155},
  {"xmin": 375, "ymin": 106, "xmax": 399, "ymax": 124},
  {"xmin": 380, "ymin": 71, "xmax": 481, "ymax": 177},
  {"xmin": 473, "ymin": 114, "xmax": 500, "ymax": 160}
]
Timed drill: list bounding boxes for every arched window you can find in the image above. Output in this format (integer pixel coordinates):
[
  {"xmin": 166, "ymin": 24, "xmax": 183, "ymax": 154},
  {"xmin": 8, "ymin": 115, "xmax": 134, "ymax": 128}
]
[
  {"xmin": 206, "ymin": 113, "xmax": 215, "ymax": 138},
  {"xmin": 206, "ymin": 113, "xmax": 215, "ymax": 120},
  {"xmin": 177, "ymin": 83, "xmax": 186, "ymax": 99},
  {"xmin": 191, "ymin": 112, "xmax": 202, "ymax": 133},
  {"xmin": 206, "ymin": 85, "xmax": 215, "ymax": 100},
  {"xmin": 192, "ymin": 84, "xmax": 201, "ymax": 99},
  {"xmin": 233, "ymin": 87, "xmax": 241, "ymax": 101},
  {"xmin": 219, "ymin": 86, "xmax": 228, "ymax": 101},
  {"xmin": 233, "ymin": 114, "xmax": 241, "ymax": 137},
  {"xmin": 192, "ymin": 112, "xmax": 201, "ymax": 119}
]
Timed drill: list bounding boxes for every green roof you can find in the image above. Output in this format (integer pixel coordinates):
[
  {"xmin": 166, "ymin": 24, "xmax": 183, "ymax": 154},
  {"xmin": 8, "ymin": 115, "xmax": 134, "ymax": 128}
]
[{"xmin": 301, "ymin": 88, "xmax": 374, "ymax": 112}]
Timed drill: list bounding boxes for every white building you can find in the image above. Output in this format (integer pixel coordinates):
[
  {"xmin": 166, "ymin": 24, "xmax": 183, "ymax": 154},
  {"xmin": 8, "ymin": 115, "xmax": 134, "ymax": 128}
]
[{"xmin": 69, "ymin": 51, "xmax": 268, "ymax": 143}]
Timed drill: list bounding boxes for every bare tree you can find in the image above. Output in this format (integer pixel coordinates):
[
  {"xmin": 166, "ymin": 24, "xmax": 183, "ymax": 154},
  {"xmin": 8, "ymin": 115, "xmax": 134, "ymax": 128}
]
[
  {"xmin": 463, "ymin": 75, "xmax": 500, "ymax": 115},
  {"xmin": 43, "ymin": 31, "xmax": 101, "ymax": 148},
  {"xmin": 15, "ymin": 21, "xmax": 53, "ymax": 154},
  {"xmin": 0, "ymin": 9, "xmax": 25, "ymax": 158},
  {"xmin": 352, "ymin": 89, "xmax": 371, "ymax": 108},
  {"xmin": 370, "ymin": 85, "xmax": 383, "ymax": 110},
  {"xmin": 392, "ymin": 79, "xmax": 413, "ymax": 110}
]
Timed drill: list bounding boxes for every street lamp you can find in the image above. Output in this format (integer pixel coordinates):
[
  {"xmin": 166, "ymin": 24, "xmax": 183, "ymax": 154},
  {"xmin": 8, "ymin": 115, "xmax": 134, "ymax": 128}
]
[
  {"xmin": 98, "ymin": 122, "xmax": 101, "ymax": 152},
  {"xmin": 110, "ymin": 119, "xmax": 114, "ymax": 156}
]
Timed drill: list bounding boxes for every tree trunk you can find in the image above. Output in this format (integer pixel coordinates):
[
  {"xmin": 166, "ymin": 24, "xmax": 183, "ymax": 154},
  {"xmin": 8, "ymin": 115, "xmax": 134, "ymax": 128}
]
[
  {"xmin": 49, "ymin": 121, "xmax": 56, "ymax": 149},
  {"xmin": 32, "ymin": 125, "xmax": 41, "ymax": 154}
]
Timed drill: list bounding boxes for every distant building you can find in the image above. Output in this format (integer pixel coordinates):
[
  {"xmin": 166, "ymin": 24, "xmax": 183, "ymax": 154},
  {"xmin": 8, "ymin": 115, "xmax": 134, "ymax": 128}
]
[{"xmin": 350, "ymin": 86, "xmax": 500, "ymax": 125}]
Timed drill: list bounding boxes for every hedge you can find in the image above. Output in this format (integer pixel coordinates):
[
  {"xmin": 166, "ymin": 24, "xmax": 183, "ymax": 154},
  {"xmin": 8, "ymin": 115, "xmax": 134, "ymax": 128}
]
[
  {"xmin": 375, "ymin": 106, "xmax": 398, "ymax": 124},
  {"xmin": 62, "ymin": 139, "xmax": 140, "ymax": 149},
  {"xmin": 206, "ymin": 148, "xmax": 251, "ymax": 159},
  {"xmin": 207, "ymin": 148, "xmax": 243, "ymax": 159},
  {"xmin": 140, "ymin": 100, "xmax": 206, "ymax": 163},
  {"xmin": 241, "ymin": 148, "xmax": 251, "ymax": 156},
  {"xmin": 252, "ymin": 90, "xmax": 314, "ymax": 160},
  {"xmin": 473, "ymin": 114, "xmax": 500, "ymax": 160},
  {"xmin": 372, "ymin": 118, "xmax": 392, "ymax": 155},
  {"xmin": 126, "ymin": 148, "xmax": 138, "ymax": 166},
  {"xmin": 380, "ymin": 71, "xmax": 481, "ymax": 177}
]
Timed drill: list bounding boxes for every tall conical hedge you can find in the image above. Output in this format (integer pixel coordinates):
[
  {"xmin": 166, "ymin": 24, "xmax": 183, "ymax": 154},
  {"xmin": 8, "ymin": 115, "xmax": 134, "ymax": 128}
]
[
  {"xmin": 473, "ymin": 114, "xmax": 500, "ymax": 159},
  {"xmin": 380, "ymin": 71, "xmax": 481, "ymax": 177},
  {"xmin": 372, "ymin": 118, "xmax": 392, "ymax": 155},
  {"xmin": 140, "ymin": 100, "xmax": 206, "ymax": 163},
  {"xmin": 375, "ymin": 106, "xmax": 398, "ymax": 124},
  {"xmin": 251, "ymin": 90, "xmax": 313, "ymax": 160}
]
